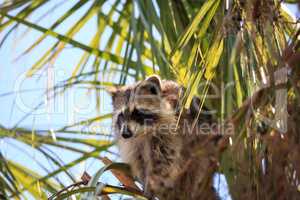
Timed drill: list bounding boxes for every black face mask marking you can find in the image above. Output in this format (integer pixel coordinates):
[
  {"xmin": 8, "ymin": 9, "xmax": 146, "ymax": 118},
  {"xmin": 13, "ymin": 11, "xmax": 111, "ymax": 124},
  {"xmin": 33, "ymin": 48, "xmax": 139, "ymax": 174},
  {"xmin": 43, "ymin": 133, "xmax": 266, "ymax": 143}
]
[
  {"xmin": 131, "ymin": 108, "xmax": 159, "ymax": 125},
  {"xmin": 117, "ymin": 112, "xmax": 124, "ymax": 129},
  {"xmin": 116, "ymin": 107, "xmax": 159, "ymax": 139}
]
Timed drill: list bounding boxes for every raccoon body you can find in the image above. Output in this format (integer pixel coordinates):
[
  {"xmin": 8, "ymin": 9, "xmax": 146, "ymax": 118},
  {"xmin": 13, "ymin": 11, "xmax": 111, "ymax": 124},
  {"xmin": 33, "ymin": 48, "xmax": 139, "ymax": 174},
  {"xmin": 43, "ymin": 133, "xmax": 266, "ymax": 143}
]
[{"xmin": 109, "ymin": 75, "xmax": 221, "ymax": 200}]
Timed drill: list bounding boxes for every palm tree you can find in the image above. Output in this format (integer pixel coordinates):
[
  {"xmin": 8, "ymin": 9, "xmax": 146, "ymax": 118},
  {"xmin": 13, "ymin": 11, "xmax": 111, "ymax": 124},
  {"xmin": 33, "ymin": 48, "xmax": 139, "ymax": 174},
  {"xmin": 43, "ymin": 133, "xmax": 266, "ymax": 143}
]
[{"xmin": 0, "ymin": 0, "xmax": 299, "ymax": 199}]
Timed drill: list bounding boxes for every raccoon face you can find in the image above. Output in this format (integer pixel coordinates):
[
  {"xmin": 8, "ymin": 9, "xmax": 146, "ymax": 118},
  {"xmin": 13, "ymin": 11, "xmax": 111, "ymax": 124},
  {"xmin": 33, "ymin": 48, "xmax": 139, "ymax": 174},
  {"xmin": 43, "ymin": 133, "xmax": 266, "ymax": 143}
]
[{"xmin": 109, "ymin": 75, "xmax": 177, "ymax": 139}]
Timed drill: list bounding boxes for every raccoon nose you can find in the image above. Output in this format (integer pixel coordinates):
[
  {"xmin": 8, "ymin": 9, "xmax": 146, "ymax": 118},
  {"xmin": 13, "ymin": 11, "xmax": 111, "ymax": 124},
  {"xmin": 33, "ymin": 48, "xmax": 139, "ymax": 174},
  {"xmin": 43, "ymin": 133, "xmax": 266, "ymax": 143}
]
[{"xmin": 121, "ymin": 125, "xmax": 133, "ymax": 139}]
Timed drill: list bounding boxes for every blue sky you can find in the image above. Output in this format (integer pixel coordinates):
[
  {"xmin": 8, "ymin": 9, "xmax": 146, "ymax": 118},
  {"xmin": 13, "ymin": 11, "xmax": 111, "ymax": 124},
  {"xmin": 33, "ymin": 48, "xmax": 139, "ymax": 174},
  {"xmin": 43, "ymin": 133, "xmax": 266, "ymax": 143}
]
[
  {"xmin": 0, "ymin": 1, "xmax": 299, "ymax": 199},
  {"xmin": 0, "ymin": 1, "xmax": 122, "ymax": 199}
]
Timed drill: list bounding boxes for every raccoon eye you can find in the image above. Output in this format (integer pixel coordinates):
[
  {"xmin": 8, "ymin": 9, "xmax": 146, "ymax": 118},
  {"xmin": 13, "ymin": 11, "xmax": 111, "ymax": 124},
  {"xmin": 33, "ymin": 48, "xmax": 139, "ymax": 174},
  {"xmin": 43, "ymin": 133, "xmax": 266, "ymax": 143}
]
[
  {"xmin": 117, "ymin": 112, "xmax": 124, "ymax": 129},
  {"xmin": 131, "ymin": 108, "xmax": 158, "ymax": 125}
]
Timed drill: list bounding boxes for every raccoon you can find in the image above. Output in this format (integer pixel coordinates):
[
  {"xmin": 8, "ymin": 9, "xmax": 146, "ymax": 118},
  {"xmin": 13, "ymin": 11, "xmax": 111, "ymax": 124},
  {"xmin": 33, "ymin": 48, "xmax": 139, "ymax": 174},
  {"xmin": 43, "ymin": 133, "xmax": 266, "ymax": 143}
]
[{"xmin": 109, "ymin": 75, "xmax": 222, "ymax": 200}]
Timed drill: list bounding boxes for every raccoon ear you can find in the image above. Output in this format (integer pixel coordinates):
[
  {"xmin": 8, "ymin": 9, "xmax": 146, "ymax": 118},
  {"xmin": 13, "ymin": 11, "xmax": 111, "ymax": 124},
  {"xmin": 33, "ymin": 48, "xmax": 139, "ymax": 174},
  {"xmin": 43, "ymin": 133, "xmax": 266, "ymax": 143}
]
[
  {"xmin": 146, "ymin": 75, "xmax": 161, "ymax": 87},
  {"xmin": 106, "ymin": 86, "xmax": 119, "ymax": 96},
  {"xmin": 107, "ymin": 85, "xmax": 132, "ymax": 109},
  {"xmin": 106, "ymin": 85, "xmax": 122, "ymax": 102},
  {"xmin": 145, "ymin": 75, "xmax": 161, "ymax": 94}
]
